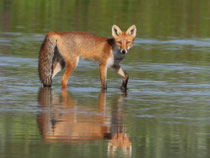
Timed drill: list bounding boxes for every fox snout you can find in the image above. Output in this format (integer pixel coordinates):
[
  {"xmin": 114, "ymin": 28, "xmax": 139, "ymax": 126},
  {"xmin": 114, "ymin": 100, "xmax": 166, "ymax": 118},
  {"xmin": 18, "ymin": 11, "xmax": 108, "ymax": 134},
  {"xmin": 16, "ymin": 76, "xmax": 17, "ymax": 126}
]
[{"xmin": 120, "ymin": 49, "xmax": 128, "ymax": 54}]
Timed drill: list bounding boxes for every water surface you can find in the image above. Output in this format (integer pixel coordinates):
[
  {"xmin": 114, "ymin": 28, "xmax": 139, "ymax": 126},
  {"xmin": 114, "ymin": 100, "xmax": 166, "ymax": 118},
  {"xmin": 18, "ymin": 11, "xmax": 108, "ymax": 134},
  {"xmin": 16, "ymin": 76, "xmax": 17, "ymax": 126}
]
[{"xmin": 1, "ymin": 0, "xmax": 210, "ymax": 158}]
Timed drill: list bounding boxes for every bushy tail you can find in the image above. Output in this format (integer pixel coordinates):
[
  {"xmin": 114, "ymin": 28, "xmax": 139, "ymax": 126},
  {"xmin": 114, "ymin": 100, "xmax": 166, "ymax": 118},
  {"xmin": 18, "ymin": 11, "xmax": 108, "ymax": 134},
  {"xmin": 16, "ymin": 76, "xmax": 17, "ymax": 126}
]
[{"xmin": 38, "ymin": 33, "xmax": 57, "ymax": 87}]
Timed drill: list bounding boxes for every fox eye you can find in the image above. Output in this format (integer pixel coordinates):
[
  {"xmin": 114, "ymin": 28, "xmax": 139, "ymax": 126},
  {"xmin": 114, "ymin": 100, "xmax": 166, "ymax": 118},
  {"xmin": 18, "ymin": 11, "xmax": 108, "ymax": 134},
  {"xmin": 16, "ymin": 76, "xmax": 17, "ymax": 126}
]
[
  {"xmin": 117, "ymin": 41, "xmax": 122, "ymax": 44},
  {"xmin": 126, "ymin": 41, "xmax": 131, "ymax": 44}
]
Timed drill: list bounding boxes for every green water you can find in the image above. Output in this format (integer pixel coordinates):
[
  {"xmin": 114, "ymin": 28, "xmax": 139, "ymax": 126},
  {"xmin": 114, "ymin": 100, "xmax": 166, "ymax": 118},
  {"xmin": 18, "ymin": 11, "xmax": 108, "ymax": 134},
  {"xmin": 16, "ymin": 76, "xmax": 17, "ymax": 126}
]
[{"xmin": 1, "ymin": 0, "xmax": 210, "ymax": 158}]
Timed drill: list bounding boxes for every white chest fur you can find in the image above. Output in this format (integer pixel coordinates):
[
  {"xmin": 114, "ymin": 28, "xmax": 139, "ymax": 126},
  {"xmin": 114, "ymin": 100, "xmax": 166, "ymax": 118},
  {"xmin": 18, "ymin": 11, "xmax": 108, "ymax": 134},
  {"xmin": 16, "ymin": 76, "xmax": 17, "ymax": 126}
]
[{"xmin": 106, "ymin": 47, "xmax": 126, "ymax": 68}]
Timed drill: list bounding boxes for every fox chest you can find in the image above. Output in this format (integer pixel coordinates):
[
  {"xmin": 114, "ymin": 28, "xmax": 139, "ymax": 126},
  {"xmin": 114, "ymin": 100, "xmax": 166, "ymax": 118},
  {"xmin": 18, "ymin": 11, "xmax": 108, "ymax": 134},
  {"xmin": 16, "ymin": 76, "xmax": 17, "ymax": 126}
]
[{"xmin": 106, "ymin": 50, "xmax": 125, "ymax": 67}]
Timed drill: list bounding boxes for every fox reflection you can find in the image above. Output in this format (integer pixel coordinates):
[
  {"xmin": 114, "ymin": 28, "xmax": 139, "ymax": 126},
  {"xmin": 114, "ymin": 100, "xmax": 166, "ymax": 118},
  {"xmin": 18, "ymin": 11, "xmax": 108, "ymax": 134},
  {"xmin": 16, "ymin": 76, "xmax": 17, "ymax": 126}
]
[{"xmin": 37, "ymin": 88, "xmax": 131, "ymax": 155}]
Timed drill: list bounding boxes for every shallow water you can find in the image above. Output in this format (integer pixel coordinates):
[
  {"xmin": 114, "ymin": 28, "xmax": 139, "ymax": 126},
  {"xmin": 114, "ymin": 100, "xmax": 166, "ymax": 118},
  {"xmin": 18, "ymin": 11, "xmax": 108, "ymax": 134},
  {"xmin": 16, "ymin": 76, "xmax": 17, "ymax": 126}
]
[{"xmin": 1, "ymin": 0, "xmax": 210, "ymax": 158}]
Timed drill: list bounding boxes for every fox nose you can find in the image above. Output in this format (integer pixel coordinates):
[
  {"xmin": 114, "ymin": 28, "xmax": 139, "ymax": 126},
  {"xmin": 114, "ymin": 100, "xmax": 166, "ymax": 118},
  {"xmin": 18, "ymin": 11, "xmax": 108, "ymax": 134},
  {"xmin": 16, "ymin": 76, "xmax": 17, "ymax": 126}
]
[{"xmin": 121, "ymin": 49, "xmax": 127, "ymax": 54}]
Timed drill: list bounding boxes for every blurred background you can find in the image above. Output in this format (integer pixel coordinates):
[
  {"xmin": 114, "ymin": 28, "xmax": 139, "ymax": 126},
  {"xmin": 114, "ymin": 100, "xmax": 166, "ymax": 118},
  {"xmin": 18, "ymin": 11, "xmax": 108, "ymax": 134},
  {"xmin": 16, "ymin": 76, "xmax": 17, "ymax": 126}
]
[{"xmin": 1, "ymin": 0, "xmax": 210, "ymax": 158}]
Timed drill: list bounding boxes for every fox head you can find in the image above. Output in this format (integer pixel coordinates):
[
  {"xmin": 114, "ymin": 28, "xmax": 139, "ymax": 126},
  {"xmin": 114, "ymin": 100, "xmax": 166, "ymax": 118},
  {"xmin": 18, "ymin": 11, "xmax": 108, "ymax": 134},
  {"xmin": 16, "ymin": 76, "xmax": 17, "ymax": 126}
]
[{"xmin": 112, "ymin": 25, "xmax": 137, "ymax": 54}]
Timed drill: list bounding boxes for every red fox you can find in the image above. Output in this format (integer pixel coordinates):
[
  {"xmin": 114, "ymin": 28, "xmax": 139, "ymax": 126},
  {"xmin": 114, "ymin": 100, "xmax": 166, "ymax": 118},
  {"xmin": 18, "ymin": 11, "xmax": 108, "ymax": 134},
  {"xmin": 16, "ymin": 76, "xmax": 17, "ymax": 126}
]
[{"xmin": 38, "ymin": 25, "xmax": 137, "ymax": 90}]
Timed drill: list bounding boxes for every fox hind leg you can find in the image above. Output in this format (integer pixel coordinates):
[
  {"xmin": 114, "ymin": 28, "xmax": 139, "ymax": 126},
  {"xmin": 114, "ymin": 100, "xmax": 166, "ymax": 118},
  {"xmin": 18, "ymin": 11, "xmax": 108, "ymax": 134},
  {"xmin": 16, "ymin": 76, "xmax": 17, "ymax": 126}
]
[
  {"xmin": 61, "ymin": 56, "xmax": 79, "ymax": 88},
  {"xmin": 52, "ymin": 61, "xmax": 62, "ymax": 79},
  {"xmin": 52, "ymin": 59, "xmax": 65, "ymax": 79}
]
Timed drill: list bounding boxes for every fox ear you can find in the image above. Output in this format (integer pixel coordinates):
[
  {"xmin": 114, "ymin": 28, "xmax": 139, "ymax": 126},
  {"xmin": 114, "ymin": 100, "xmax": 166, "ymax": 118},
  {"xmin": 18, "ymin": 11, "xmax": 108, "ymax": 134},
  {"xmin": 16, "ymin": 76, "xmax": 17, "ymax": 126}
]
[
  {"xmin": 112, "ymin": 25, "xmax": 122, "ymax": 37},
  {"xmin": 126, "ymin": 25, "xmax": 137, "ymax": 37}
]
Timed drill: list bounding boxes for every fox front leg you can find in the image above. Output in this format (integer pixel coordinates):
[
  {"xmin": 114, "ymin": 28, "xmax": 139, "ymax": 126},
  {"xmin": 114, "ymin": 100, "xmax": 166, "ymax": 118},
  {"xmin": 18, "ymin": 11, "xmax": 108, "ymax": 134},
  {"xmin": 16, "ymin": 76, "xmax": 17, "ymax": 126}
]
[
  {"xmin": 112, "ymin": 65, "xmax": 129, "ymax": 91},
  {"xmin": 99, "ymin": 64, "xmax": 108, "ymax": 90}
]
